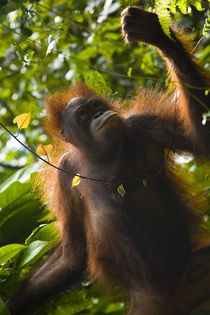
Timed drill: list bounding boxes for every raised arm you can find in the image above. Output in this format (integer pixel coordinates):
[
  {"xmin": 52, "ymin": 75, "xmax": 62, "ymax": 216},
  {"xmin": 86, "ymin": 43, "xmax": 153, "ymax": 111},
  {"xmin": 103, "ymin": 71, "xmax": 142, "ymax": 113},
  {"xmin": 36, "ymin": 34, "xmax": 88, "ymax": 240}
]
[
  {"xmin": 121, "ymin": 7, "xmax": 210, "ymax": 157},
  {"xmin": 7, "ymin": 155, "xmax": 87, "ymax": 315}
]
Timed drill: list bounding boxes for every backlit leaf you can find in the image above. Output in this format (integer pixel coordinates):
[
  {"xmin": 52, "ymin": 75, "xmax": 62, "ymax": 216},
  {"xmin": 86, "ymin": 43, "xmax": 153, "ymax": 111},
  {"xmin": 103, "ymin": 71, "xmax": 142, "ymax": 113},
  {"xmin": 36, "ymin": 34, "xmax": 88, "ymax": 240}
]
[
  {"xmin": 36, "ymin": 144, "xmax": 53, "ymax": 156},
  {"xmin": 0, "ymin": 244, "xmax": 26, "ymax": 265},
  {"xmin": 127, "ymin": 67, "xmax": 132, "ymax": 77},
  {"xmin": 117, "ymin": 184, "xmax": 126, "ymax": 197},
  {"xmin": 189, "ymin": 0, "xmax": 204, "ymax": 12},
  {"xmin": 72, "ymin": 175, "xmax": 81, "ymax": 188},
  {"xmin": 13, "ymin": 113, "xmax": 31, "ymax": 130},
  {"xmin": 203, "ymin": 10, "xmax": 210, "ymax": 37},
  {"xmin": 18, "ymin": 240, "xmax": 53, "ymax": 267},
  {"xmin": 155, "ymin": 0, "xmax": 173, "ymax": 40},
  {"xmin": 83, "ymin": 70, "xmax": 112, "ymax": 96}
]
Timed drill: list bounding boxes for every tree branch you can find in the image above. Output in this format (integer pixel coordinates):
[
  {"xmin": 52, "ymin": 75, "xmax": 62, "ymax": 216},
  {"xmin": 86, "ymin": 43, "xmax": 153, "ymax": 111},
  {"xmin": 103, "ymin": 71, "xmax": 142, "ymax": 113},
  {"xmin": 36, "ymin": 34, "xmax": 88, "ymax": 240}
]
[{"xmin": 0, "ymin": 162, "xmax": 23, "ymax": 170}]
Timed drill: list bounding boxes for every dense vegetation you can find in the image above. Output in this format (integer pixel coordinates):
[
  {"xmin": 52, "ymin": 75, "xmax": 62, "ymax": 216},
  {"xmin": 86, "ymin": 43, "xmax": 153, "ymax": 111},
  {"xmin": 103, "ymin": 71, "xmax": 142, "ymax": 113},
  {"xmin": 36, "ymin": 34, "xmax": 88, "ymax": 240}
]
[{"xmin": 0, "ymin": 0, "xmax": 209, "ymax": 314}]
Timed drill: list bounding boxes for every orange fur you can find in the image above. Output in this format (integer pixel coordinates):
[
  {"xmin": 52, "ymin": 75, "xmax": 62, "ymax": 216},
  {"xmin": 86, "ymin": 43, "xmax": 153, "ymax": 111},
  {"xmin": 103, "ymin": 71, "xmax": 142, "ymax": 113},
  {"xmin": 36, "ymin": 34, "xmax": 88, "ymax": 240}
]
[{"xmin": 7, "ymin": 7, "xmax": 210, "ymax": 314}]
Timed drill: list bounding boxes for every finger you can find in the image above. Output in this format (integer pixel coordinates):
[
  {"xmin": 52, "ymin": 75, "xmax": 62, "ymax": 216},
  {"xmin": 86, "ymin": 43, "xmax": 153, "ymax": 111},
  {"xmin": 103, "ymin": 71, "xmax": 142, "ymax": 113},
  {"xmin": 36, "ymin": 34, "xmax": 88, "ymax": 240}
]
[
  {"xmin": 121, "ymin": 6, "xmax": 141, "ymax": 17},
  {"xmin": 122, "ymin": 23, "xmax": 139, "ymax": 34},
  {"xmin": 121, "ymin": 7, "xmax": 129, "ymax": 17},
  {"xmin": 121, "ymin": 15, "xmax": 139, "ymax": 25},
  {"xmin": 124, "ymin": 32, "xmax": 141, "ymax": 44}
]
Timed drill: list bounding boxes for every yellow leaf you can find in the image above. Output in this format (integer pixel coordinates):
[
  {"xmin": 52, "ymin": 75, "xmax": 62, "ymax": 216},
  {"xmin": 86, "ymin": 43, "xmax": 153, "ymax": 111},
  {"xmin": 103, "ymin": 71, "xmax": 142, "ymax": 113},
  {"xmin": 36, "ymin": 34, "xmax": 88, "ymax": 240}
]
[
  {"xmin": 127, "ymin": 67, "xmax": 132, "ymax": 77},
  {"xmin": 36, "ymin": 144, "xmax": 53, "ymax": 156},
  {"xmin": 72, "ymin": 175, "xmax": 81, "ymax": 188},
  {"xmin": 143, "ymin": 179, "xmax": 147, "ymax": 188},
  {"xmin": 117, "ymin": 184, "xmax": 126, "ymax": 197},
  {"xmin": 13, "ymin": 113, "xmax": 31, "ymax": 130}
]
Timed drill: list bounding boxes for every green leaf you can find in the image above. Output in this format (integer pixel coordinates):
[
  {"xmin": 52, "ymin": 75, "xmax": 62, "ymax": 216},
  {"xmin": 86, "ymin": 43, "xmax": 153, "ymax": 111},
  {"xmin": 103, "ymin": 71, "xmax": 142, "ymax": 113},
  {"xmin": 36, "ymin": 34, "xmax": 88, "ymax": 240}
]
[
  {"xmin": 25, "ymin": 222, "xmax": 60, "ymax": 244},
  {"xmin": 21, "ymin": 26, "xmax": 33, "ymax": 37},
  {"xmin": 155, "ymin": 0, "xmax": 173, "ymax": 40},
  {"xmin": 189, "ymin": 0, "xmax": 204, "ymax": 12},
  {"xmin": 83, "ymin": 70, "xmax": 112, "ymax": 96},
  {"xmin": 105, "ymin": 302, "xmax": 124, "ymax": 313},
  {"xmin": 194, "ymin": 166, "xmax": 205, "ymax": 182},
  {"xmin": 203, "ymin": 11, "xmax": 210, "ymax": 37},
  {"xmin": 127, "ymin": 67, "xmax": 132, "ymax": 77},
  {"xmin": 18, "ymin": 240, "xmax": 55, "ymax": 267},
  {"xmin": 177, "ymin": 0, "xmax": 188, "ymax": 14},
  {"xmin": 0, "ymin": 164, "xmax": 40, "ymax": 194},
  {"xmin": 169, "ymin": 0, "xmax": 177, "ymax": 14},
  {"xmin": 0, "ymin": 297, "xmax": 10, "ymax": 315},
  {"xmin": 0, "ymin": 243, "xmax": 26, "ymax": 265},
  {"xmin": 0, "ymin": 165, "xmax": 45, "ymax": 246}
]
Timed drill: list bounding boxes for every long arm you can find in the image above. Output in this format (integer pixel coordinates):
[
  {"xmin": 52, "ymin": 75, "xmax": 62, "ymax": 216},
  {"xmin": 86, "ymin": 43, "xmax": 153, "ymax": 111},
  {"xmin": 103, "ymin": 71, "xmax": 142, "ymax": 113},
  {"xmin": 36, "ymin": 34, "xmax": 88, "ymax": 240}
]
[
  {"xmin": 7, "ymin": 156, "xmax": 87, "ymax": 315},
  {"xmin": 121, "ymin": 7, "xmax": 210, "ymax": 157}
]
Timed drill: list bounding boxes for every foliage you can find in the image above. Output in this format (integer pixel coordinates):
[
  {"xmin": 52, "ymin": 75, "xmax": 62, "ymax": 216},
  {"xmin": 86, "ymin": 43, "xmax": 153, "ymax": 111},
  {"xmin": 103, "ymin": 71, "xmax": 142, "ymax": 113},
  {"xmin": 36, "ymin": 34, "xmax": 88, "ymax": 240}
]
[
  {"xmin": 0, "ymin": 0, "xmax": 209, "ymax": 314},
  {"xmin": 203, "ymin": 9, "xmax": 210, "ymax": 37},
  {"xmin": 38, "ymin": 284, "xmax": 126, "ymax": 315},
  {"xmin": 0, "ymin": 165, "xmax": 57, "ymax": 303},
  {"xmin": 154, "ymin": 0, "xmax": 209, "ymax": 39}
]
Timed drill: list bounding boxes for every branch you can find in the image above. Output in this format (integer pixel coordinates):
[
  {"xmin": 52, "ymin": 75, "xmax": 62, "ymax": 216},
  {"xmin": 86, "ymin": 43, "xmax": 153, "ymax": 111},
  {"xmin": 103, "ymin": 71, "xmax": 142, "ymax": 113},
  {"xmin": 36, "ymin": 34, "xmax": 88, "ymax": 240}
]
[{"xmin": 0, "ymin": 162, "xmax": 23, "ymax": 170}]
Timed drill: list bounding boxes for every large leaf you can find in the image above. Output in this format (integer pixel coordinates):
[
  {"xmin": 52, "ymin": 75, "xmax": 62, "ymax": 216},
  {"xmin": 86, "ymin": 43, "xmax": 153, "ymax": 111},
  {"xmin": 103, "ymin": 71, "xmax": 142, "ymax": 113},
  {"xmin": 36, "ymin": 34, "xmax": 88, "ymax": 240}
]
[
  {"xmin": 0, "ymin": 243, "xmax": 26, "ymax": 265},
  {"xmin": 18, "ymin": 240, "xmax": 55, "ymax": 267},
  {"xmin": 0, "ymin": 164, "xmax": 40, "ymax": 194},
  {"xmin": 25, "ymin": 222, "xmax": 60, "ymax": 244},
  {"xmin": 0, "ymin": 164, "xmax": 46, "ymax": 245}
]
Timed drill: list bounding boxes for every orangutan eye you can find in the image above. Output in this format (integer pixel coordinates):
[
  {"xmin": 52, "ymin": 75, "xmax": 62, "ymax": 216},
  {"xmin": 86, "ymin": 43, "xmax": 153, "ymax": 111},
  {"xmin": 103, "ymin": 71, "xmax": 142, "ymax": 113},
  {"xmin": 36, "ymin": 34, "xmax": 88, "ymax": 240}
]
[{"xmin": 77, "ymin": 109, "xmax": 88, "ymax": 120}]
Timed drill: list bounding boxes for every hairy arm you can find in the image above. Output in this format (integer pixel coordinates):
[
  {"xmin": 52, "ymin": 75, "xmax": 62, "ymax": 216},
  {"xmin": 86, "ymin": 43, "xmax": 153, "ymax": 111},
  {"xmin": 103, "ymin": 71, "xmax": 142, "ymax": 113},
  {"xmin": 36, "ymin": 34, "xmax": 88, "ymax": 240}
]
[
  {"xmin": 126, "ymin": 113, "xmax": 196, "ymax": 154},
  {"xmin": 121, "ymin": 7, "xmax": 210, "ymax": 157}
]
